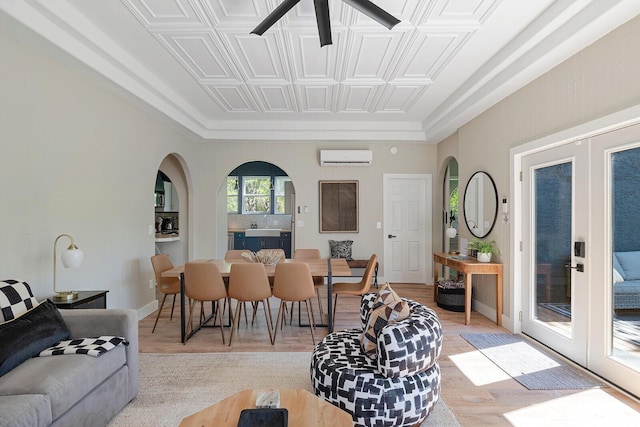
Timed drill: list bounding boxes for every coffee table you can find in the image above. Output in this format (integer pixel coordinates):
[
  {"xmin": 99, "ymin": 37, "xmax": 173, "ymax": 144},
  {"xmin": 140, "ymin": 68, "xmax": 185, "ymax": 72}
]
[{"xmin": 179, "ymin": 389, "xmax": 352, "ymax": 427}]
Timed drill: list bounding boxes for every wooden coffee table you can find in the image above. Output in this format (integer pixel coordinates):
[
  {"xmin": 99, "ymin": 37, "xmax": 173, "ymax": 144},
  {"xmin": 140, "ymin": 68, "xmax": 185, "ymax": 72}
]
[{"xmin": 179, "ymin": 389, "xmax": 352, "ymax": 427}]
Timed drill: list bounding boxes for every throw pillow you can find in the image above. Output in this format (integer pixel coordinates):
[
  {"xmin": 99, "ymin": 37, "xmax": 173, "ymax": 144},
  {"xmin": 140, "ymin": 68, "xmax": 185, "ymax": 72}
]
[
  {"xmin": 0, "ymin": 299, "xmax": 71, "ymax": 376},
  {"xmin": 613, "ymin": 268, "xmax": 624, "ymax": 284},
  {"xmin": 0, "ymin": 280, "xmax": 39, "ymax": 322},
  {"xmin": 328, "ymin": 240, "xmax": 353, "ymax": 260},
  {"xmin": 360, "ymin": 283, "xmax": 410, "ymax": 359}
]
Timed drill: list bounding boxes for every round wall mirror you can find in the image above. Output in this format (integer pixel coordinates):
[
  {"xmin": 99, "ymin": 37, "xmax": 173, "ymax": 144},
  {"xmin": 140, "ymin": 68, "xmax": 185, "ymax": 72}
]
[{"xmin": 463, "ymin": 171, "xmax": 498, "ymax": 238}]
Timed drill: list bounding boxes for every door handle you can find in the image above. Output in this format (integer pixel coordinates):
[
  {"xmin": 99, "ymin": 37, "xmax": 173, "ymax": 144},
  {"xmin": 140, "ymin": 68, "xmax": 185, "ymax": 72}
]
[
  {"xmin": 564, "ymin": 263, "xmax": 584, "ymax": 272},
  {"xmin": 388, "ymin": 234, "xmax": 397, "ymax": 239}
]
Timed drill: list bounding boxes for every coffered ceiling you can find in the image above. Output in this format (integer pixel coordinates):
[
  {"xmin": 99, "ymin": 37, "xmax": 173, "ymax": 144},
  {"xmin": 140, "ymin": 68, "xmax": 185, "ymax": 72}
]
[{"xmin": 1, "ymin": 1, "xmax": 639, "ymax": 142}]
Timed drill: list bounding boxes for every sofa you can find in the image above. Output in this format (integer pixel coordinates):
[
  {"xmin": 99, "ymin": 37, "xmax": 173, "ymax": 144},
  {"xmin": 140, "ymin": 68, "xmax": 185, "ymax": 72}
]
[
  {"xmin": 0, "ymin": 280, "xmax": 138, "ymax": 427},
  {"xmin": 311, "ymin": 287, "xmax": 443, "ymax": 427},
  {"xmin": 613, "ymin": 251, "xmax": 640, "ymax": 310}
]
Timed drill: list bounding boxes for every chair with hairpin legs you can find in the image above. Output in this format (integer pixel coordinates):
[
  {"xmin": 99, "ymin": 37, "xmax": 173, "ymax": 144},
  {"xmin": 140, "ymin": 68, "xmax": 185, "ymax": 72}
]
[{"xmin": 150, "ymin": 254, "xmax": 181, "ymax": 333}]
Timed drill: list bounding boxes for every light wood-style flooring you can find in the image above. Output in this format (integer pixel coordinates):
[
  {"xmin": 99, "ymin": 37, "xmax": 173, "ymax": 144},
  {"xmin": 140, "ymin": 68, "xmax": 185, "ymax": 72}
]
[{"xmin": 139, "ymin": 283, "xmax": 640, "ymax": 425}]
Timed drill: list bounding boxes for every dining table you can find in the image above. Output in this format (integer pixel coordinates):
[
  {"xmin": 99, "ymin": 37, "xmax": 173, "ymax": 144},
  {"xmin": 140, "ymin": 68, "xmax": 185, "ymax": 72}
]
[{"xmin": 161, "ymin": 258, "xmax": 352, "ymax": 343}]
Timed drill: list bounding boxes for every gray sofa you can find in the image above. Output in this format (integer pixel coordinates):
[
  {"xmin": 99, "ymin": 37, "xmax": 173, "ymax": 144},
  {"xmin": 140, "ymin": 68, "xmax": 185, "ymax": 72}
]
[
  {"xmin": 0, "ymin": 308, "xmax": 139, "ymax": 427},
  {"xmin": 613, "ymin": 251, "xmax": 640, "ymax": 310}
]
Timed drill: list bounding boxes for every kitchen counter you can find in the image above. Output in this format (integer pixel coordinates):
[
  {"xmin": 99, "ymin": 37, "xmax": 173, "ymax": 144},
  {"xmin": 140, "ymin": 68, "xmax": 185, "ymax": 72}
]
[
  {"xmin": 155, "ymin": 231, "xmax": 180, "ymax": 242},
  {"xmin": 228, "ymin": 229, "xmax": 291, "ymax": 233}
]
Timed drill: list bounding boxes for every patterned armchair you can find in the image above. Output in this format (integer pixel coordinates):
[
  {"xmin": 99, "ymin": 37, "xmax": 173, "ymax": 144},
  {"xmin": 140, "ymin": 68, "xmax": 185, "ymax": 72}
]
[{"xmin": 310, "ymin": 292, "xmax": 443, "ymax": 427}]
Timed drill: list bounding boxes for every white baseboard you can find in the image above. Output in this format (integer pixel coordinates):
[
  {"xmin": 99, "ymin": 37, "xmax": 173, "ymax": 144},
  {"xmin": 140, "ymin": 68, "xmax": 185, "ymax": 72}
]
[{"xmin": 137, "ymin": 299, "xmax": 158, "ymax": 321}]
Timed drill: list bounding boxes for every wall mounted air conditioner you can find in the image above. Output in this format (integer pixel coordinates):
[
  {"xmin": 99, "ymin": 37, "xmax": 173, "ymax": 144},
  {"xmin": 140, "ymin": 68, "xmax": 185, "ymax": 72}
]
[{"xmin": 320, "ymin": 150, "xmax": 373, "ymax": 166}]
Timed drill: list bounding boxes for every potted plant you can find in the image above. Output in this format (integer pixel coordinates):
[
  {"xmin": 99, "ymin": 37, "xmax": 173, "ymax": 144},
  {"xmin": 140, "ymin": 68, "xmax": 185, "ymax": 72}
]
[{"xmin": 468, "ymin": 239, "xmax": 500, "ymax": 262}]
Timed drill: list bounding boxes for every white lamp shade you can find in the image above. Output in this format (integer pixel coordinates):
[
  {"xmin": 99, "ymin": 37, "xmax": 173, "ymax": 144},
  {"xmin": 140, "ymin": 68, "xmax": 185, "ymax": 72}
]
[
  {"xmin": 445, "ymin": 226, "xmax": 457, "ymax": 239},
  {"xmin": 61, "ymin": 248, "xmax": 84, "ymax": 268}
]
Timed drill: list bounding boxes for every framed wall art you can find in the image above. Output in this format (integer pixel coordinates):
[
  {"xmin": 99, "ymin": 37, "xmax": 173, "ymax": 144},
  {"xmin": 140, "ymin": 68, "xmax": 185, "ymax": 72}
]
[{"xmin": 319, "ymin": 180, "xmax": 359, "ymax": 233}]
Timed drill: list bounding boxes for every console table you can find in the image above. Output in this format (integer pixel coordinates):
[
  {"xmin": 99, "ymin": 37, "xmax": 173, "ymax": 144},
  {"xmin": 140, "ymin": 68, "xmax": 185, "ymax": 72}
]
[
  {"xmin": 51, "ymin": 290, "xmax": 108, "ymax": 309},
  {"xmin": 433, "ymin": 253, "xmax": 502, "ymax": 326}
]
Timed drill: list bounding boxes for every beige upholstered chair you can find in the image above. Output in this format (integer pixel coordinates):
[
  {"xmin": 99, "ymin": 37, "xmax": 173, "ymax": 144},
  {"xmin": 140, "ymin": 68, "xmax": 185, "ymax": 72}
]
[
  {"xmin": 272, "ymin": 262, "xmax": 317, "ymax": 344},
  {"xmin": 184, "ymin": 261, "xmax": 228, "ymax": 344},
  {"xmin": 150, "ymin": 254, "xmax": 181, "ymax": 333},
  {"xmin": 293, "ymin": 248, "xmax": 325, "ymax": 317},
  {"xmin": 224, "ymin": 250, "xmax": 250, "ymax": 261},
  {"xmin": 332, "ymin": 253, "xmax": 378, "ymax": 324},
  {"xmin": 228, "ymin": 263, "xmax": 274, "ymax": 346}
]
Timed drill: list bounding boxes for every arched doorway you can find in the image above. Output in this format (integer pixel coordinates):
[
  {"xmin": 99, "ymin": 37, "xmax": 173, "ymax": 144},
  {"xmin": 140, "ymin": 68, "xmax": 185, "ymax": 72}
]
[
  {"xmin": 442, "ymin": 157, "xmax": 459, "ymax": 254},
  {"xmin": 223, "ymin": 161, "xmax": 295, "ymax": 257},
  {"xmin": 154, "ymin": 154, "xmax": 189, "ymax": 266}
]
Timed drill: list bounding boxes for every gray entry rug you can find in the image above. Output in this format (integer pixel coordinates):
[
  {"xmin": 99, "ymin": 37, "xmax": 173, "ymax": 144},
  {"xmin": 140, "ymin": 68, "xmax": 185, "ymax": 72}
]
[
  {"xmin": 461, "ymin": 333, "xmax": 606, "ymax": 390},
  {"xmin": 109, "ymin": 352, "xmax": 459, "ymax": 427}
]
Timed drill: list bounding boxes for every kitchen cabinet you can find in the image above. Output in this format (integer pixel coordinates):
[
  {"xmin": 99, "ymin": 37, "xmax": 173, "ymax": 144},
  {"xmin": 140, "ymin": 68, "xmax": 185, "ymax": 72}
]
[
  {"xmin": 233, "ymin": 232, "xmax": 246, "ymax": 249},
  {"xmin": 163, "ymin": 182, "xmax": 179, "ymax": 212},
  {"xmin": 246, "ymin": 236, "xmax": 280, "ymax": 252},
  {"xmin": 280, "ymin": 232, "xmax": 291, "ymax": 258},
  {"xmin": 232, "ymin": 232, "xmax": 291, "ymax": 257}
]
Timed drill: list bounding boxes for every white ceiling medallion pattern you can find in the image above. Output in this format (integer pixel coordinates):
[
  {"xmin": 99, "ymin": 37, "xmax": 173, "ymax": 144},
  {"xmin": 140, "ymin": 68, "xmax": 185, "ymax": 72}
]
[
  {"xmin": 3, "ymin": 0, "xmax": 637, "ymax": 141},
  {"xmin": 122, "ymin": 0, "xmax": 487, "ymax": 118}
]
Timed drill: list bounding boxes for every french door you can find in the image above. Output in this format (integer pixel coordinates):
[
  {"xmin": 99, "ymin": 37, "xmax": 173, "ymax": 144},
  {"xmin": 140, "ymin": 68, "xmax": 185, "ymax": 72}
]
[
  {"xmin": 590, "ymin": 124, "xmax": 640, "ymax": 396},
  {"xmin": 521, "ymin": 141, "xmax": 589, "ymax": 366},
  {"xmin": 521, "ymin": 123, "xmax": 640, "ymax": 396}
]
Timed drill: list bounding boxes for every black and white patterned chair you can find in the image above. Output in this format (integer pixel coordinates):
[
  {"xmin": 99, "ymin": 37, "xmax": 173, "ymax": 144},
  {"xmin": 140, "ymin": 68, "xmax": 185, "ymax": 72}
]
[{"xmin": 311, "ymin": 293, "xmax": 443, "ymax": 427}]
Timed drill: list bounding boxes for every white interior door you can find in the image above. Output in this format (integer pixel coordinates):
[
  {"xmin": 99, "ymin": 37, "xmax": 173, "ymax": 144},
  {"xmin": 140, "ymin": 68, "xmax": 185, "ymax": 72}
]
[
  {"xmin": 383, "ymin": 174, "xmax": 431, "ymax": 283},
  {"xmin": 521, "ymin": 141, "xmax": 589, "ymax": 366}
]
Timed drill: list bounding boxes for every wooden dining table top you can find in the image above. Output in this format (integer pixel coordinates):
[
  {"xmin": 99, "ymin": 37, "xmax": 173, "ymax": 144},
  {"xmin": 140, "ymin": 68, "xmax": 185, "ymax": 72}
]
[{"xmin": 161, "ymin": 258, "xmax": 352, "ymax": 278}]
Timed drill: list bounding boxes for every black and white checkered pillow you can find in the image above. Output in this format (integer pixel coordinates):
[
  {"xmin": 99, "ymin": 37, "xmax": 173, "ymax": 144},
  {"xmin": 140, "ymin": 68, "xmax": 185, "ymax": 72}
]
[
  {"xmin": 38, "ymin": 336, "xmax": 128, "ymax": 358},
  {"xmin": 0, "ymin": 280, "xmax": 39, "ymax": 322}
]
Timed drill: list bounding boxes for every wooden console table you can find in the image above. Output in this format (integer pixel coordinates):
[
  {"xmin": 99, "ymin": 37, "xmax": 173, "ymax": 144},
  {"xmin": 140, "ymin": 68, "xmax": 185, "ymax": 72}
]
[{"xmin": 433, "ymin": 253, "xmax": 502, "ymax": 326}]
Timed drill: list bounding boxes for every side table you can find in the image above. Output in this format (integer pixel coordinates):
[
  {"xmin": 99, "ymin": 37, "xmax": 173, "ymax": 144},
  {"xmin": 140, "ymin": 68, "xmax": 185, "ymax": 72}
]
[{"xmin": 51, "ymin": 290, "xmax": 108, "ymax": 309}]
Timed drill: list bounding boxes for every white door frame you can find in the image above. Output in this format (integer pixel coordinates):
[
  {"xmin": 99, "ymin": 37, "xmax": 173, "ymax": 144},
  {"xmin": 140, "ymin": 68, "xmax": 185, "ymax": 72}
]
[
  {"xmin": 510, "ymin": 104, "xmax": 640, "ymax": 334},
  {"xmin": 383, "ymin": 173, "xmax": 432, "ymax": 284}
]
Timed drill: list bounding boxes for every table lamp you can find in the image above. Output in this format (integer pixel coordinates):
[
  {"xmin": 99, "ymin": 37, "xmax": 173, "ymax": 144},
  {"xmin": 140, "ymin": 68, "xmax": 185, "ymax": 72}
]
[{"xmin": 53, "ymin": 234, "xmax": 83, "ymax": 301}]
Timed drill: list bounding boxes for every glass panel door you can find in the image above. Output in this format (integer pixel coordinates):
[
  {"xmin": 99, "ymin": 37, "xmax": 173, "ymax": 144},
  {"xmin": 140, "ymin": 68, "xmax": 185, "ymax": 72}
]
[
  {"xmin": 521, "ymin": 142, "xmax": 588, "ymax": 366},
  {"xmin": 590, "ymin": 124, "xmax": 640, "ymax": 396}
]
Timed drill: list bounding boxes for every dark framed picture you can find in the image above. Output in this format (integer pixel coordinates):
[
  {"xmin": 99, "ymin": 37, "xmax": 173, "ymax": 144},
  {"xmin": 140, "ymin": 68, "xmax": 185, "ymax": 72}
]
[{"xmin": 319, "ymin": 180, "xmax": 359, "ymax": 233}]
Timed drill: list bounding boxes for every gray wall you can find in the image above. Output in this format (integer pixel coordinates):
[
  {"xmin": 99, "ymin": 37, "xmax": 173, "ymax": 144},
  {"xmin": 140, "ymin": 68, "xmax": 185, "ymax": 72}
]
[
  {"xmin": 0, "ymin": 27, "xmax": 436, "ymax": 316},
  {"xmin": 437, "ymin": 14, "xmax": 640, "ymax": 322}
]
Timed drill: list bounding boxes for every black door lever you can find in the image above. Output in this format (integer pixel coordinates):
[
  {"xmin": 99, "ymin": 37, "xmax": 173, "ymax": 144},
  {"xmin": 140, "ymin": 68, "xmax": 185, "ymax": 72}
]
[
  {"xmin": 388, "ymin": 234, "xmax": 396, "ymax": 239},
  {"xmin": 564, "ymin": 263, "xmax": 584, "ymax": 272}
]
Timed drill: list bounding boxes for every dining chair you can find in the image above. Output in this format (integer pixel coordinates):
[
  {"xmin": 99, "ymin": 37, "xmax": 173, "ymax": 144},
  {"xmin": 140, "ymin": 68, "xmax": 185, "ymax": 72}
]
[
  {"xmin": 272, "ymin": 262, "xmax": 317, "ymax": 344},
  {"xmin": 150, "ymin": 254, "xmax": 181, "ymax": 333},
  {"xmin": 293, "ymin": 248, "xmax": 325, "ymax": 317},
  {"xmin": 224, "ymin": 250, "xmax": 250, "ymax": 261},
  {"xmin": 184, "ymin": 261, "xmax": 228, "ymax": 344},
  {"xmin": 332, "ymin": 253, "xmax": 378, "ymax": 325},
  {"xmin": 227, "ymin": 263, "xmax": 274, "ymax": 346}
]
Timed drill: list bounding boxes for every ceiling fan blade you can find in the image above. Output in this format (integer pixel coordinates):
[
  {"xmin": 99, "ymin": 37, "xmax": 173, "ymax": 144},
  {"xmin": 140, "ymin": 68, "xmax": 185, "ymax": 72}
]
[
  {"xmin": 251, "ymin": 0, "xmax": 301, "ymax": 36},
  {"xmin": 343, "ymin": 0, "xmax": 400, "ymax": 29},
  {"xmin": 314, "ymin": 0, "xmax": 332, "ymax": 47}
]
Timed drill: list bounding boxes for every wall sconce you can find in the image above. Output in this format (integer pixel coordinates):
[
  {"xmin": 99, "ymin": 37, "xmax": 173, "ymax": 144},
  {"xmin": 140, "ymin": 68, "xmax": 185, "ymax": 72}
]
[
  {"xmin": 53, "ymin": 234, "xmax": 84, "ymax": 301},
  {"xmin": 445, "ymin": 212, "xmax": 458, "ymax": 254},
  {"xmin": 445, "ymin": 212, "xmax": 457, "ymax": 238}
]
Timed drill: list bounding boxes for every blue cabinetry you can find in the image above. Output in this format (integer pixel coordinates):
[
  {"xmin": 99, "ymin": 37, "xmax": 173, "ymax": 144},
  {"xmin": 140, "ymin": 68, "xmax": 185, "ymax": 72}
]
[{"xmin": 232, "ymin": 232, "xmax": 291, "ymax": 258}]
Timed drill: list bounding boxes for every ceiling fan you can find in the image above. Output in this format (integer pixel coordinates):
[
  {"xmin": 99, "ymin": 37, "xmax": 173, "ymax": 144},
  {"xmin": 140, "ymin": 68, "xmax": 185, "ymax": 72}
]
[{"xmin": 251, "ymin": 0, "xmax": 401, "ymax": 47}]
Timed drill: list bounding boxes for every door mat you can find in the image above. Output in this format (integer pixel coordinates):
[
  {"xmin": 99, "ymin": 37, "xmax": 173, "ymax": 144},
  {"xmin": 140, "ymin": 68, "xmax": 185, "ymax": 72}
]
[{"xmin": 461, "ymin": 333, "xmax": 606, "ymax": 390}]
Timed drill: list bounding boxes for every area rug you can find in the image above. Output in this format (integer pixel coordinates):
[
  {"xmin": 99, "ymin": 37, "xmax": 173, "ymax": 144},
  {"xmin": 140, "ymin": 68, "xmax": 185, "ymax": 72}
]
[
  {"xmin": 108, "ymin": 352, "xmax": 459, "ymax": 426},
  {"xmin": 461, "ymin": 333, "xmax": 606, "ymax": 390}
]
